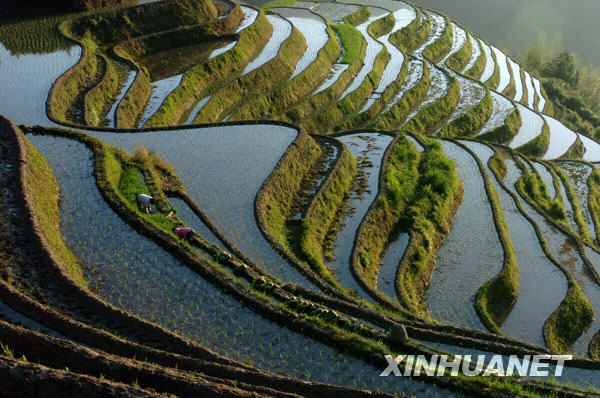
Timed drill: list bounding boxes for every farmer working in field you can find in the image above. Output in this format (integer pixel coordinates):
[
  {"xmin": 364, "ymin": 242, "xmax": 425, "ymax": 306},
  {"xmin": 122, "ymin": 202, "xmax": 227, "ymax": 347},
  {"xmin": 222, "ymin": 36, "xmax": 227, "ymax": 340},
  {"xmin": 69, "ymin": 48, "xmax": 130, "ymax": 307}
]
[
  {"xmin": 173, "ymin": 226, "xmax": 195, "ymax": 241},
  {"xmin": 136, "ymin": 193, "xmax": 154, "ymax": 214}
]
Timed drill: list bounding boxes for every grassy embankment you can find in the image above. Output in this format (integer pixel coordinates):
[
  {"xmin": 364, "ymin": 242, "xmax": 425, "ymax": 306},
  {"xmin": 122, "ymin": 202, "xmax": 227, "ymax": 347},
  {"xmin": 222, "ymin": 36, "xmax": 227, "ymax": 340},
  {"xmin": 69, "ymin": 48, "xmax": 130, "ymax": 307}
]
[
  {"xmin": 488, "ymin": 151, "xmax": 507, "ymax": 179},
  {"xmin": 517, "ymin": 173, "xmax": 565, "ymax": 222},
  {"xmin": 193, "ymin": 25, "xmax": 306, "ymax": 123},
  {"xmin": 437, "ymin": 89, "xmax": 493, "ymax": 138},
  {"xmin": 421, "ymin": 16, "xmax": 453, "ymax": 64},
  {"xmin": 464, "ymin": 40, "xmax": 486, "ymax": 80},
  {"xmin": 469, "ymin": 148, "xmax": 519, "ymax": 333},
  {"xmin": 254, "ymin": 133, "xmax": 348, "ymax": 288},
  {"xmin": 232, "ymin": 9, "xmax": 395, "ymax": 121},
  {"xmin": 393, "ymin": 140, "xmax": 462, "ymax": 316},
  {"xmin": 445, "ymin": 32, "xmax": 472, "ymax": 72},
  {"xmin": 20, "ymin": 131, "xmax": 87, "ymax": 286},
  {"xmin": 83, "ymin": 53, "xmax": 120, "ymax": 125},
  {"xmin": 144, "ymin": 9, "xmax": 271, "ymax": 127},
  {"xmin": 299, "ymin": 145, "xmax": 357, "ymax": 288},
  {"xmin": 229, "ymin": 22, "xmax": 342, "ymax": 122},
  {"xmin": 331, "ymin": 23, "xmax": 362, "ymax": 63},
  {"xmin": 351, "ymin": 136, "xmax": 420, "ymax": 292},
  {"xmin": 286, "ymin": 24, "xmax": 366, "ymax": 130},
  {"xmin": 478, "ymin": 107, "xmax": 522, "ymax": 144},
  {"xmin": 341, "ymin": 54, "xmax": 409, "ymax": 130},
  {"xmin": 402, "ymin": 75, "xmax": 461, "ymax": 136},
  {"xmin": 47, "ymin": 29, "xmax": 102, "ymax": 124}
]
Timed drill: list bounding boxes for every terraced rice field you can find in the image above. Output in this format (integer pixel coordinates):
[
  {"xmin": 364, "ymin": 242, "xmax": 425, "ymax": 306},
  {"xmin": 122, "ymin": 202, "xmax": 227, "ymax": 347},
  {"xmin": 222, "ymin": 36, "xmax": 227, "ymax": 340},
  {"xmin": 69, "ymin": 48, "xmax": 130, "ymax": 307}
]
[
  {"xmin": 4, "ymin": 0, "xmax": 600, "ymax": 395},
  {"xmin": 478, "ymin": 39, "xmax": 495, "ymax": 83},
  {"xmin": 273, "ymin": 8, "xmax": 328, "ymax": 80},
  {"xmin": 543, "ymin": 116, "xmax": 578, "ymax": 159},
  {"xmin": 242, "ymin": 14, "xmax": 292, "ymax": 75},
  {"xmin": 138, "ymin": 74, "xmax": 183, "ymax": 127},
  {"xmin": 478, "ymin": 91, "xmax": 513, "ymax": 134},
  {"xmin": 339, "ymin": 9, "xmax": 388, "ymax": 100},
  {"xmin": 359, "ymin": 7, "xmax": 413, "ymax": 113},
  {"xmin": 491, "ymin": 46, "xmax": 511, "ymax": 93},
  {"xmin": 462, "ymin": 34, "xmax": 481, "ymax": 73},
  {"xmin": 509, "ymin": 103, "xmax": 544, "ymax": 148}
]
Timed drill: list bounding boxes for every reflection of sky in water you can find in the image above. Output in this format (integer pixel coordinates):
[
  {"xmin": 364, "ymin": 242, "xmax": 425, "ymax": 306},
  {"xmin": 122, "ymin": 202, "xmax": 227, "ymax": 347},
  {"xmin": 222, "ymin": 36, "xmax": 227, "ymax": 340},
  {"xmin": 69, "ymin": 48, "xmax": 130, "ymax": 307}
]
[{"xmin": 0, "ymin": 43, "xmax": 80, "ymax": 126}]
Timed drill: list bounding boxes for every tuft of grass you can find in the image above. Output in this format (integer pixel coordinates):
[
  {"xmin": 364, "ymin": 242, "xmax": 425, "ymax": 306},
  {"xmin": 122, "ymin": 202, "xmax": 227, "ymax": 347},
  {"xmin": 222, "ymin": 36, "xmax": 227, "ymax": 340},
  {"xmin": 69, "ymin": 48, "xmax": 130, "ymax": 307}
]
[
  {"xmin": 544, "ymin": 282, "xmax": 594, "ymax": 352},
  {"xmin": 331, "ymin": 24, "xmax": 362, "ymax": 64},
  {"xmin": 488, "ymin": 151, "xmax": 507, "ymax": 180}
]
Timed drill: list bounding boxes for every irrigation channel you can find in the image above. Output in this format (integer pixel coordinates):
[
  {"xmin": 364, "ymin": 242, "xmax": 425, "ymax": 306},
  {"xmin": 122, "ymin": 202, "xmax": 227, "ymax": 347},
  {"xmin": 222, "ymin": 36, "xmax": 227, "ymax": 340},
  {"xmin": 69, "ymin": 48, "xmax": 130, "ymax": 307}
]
[{"xmin": 28, "ymin": 133, "xmax": 458, "ymax": 396}]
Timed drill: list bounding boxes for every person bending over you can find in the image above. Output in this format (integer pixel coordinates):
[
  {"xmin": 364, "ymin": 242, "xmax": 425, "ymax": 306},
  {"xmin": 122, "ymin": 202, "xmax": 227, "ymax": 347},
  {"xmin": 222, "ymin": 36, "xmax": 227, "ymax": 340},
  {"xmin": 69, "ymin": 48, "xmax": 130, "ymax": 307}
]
[
  {"xmin": 173, "ymin": 226, "xmax": 195, "ymax": 241},
  {"xmin": 136, "ymin": 194, "xmax": 154, "ymax": 214}
]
